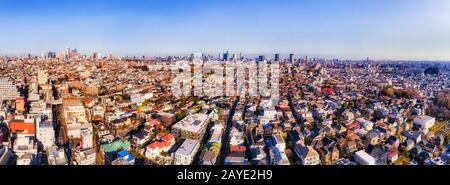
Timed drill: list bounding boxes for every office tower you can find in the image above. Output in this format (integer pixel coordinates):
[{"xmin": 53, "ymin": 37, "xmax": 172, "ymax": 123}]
[
  {"xmin": 275, "ymin": 53, "xmax": 280, "ymax": 61},
  {"xmin": 47, "ymin": 52, "xmax": 56, "ymax": 59},
  {"xmin": 305, "ymin": 56, "xmax": 308, "ymax": 63},
  {"xmin": 239, "ymin": 52, "xmax": 244, "ymax": 60},
  {"xmin": 223, "ymin": 51, "xmax": 229, "ymax": 61},
  {"xmin": 258, "ymin": 55, "xmax": 266, "ymax": 61},
  {"xmin": 70, "ymin": 49, "xmax": 78, "ymax": 59},
  {"xmin": 65, "ymin": 47, "xmax": 70, "ymax": 60},
  {"xmin": 0, "ymin": 78, "xmax": 20, "ymax": 101},
  {"xmin": 289, "ymin": 54, "xmax": 294, "ymax": 63}
]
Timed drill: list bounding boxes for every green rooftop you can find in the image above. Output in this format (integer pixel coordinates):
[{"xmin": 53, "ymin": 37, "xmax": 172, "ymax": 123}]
[{"xmin": 101, "ymin": 139, "xmax": 131, "ymax": 153}]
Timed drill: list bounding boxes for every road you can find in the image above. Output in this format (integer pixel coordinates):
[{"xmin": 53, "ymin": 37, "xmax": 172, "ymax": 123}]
[{"xmin": 218, "ymin": 96, "xmax": 240, "ymax": 164}]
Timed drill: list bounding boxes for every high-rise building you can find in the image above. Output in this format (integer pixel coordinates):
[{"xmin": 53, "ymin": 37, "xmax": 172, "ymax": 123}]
[
  {"xmin": 36, "ymin": 120, "xmax": 55, "ymax": 149},
  {"xmin": 47, "ymin": 52, "xmax": 56, "ymax": 59},
  {"xmin": 274, "ymin": 53, "xmax": 280, "ymax": 61},
  {"xmin": 223, "ymin": 51, "xmax": 229, "ymax": 61},
  {"xmin": 64, "ymin": 47, "xmax": 70, "ymax": 60},
  {"xmin": 0, "ymin": 78, "xmax": 20, "ymax": 101},
  {"xmin": 70, "ymin": 49, "xmax": 78, "ymax": 59},
  {"xmin": 289, "ymin": 54, "xmax": 294, "ymax": 63}
]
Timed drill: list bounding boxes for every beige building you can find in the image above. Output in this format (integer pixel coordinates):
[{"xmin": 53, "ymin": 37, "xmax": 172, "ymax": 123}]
[
  {"xmin": 172, "ymin": 113, "xmax": 210, "ymax": 140},
  {"xmin": 294, "ymin": 143, "xmax": 321, "ymax": 165}
]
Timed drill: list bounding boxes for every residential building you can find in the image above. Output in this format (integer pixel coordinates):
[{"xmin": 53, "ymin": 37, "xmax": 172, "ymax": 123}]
[
  {"xmin": 173, "ymin": 139, "xmax": 200, "ymax": 165},
  {"xmin": 172, "ymin": 113, "xmax": 210, "ymax": 140},
  {"xmin": 354, "ymin": 150, "xmax": 376, "ymax": 165},
  {"xmin": 294, "ymin": 143, "xmax": 320, "ymax": 165}
]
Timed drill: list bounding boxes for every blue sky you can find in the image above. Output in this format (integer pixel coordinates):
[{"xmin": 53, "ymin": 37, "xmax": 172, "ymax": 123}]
[{"xmin": 1, "ymin": 0, "xmax": 450, "ymax": 60}]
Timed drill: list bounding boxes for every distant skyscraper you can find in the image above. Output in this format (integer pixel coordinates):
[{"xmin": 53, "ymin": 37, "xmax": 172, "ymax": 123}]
[
  {"xmin": 289, "ymin": 54, "xmax": 294, "ymax": 63},
  {"xmin": 274, "ymin": 53, "xmax": 280, "ymax": 61},
  {"xmin": 258, "ymin": 55, "xmax": 266, "ymax": 61},
  {"xmin": 305, "ymin": 56, "xmax": 308, "ymax": 63},
  {"xmin": 223, "ymin": 51, "xmax": 229, "ymax": 61}
]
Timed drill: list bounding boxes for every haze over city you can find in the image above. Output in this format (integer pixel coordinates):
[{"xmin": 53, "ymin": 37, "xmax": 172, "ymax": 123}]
[{"xmin": 1, "ymin": 0, "xmax": 450, "ymax": 60}]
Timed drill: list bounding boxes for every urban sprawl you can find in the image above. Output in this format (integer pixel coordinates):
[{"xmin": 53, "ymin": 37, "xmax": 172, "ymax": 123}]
[{"xmin": 0, "ymin": 49, "xmax": 449, "ymax": 165}]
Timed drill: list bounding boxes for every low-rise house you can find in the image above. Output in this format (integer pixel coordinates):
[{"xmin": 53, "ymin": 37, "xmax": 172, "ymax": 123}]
[
  {"xmin": 366, "ymin": 130, "xmax": 381, "ymax": 146},
  {"xmin": 354, "ymin": 150, "xmax": 376, "ymax": 165},
  {"xmin": 294, "ymin": 143, "xmax": 320, "ymax": 165},
  {"xmin": 111, "ymin": 150, "xmax": 135, "ymax": 165}
]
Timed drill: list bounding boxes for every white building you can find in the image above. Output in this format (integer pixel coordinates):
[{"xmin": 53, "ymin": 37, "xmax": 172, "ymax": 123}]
[
  {"xmin": 80, "ymin": 126, "xmax": 93, "ymax": 149},
  {"xmin": 413, "ymin": 115, "xmax": 435, "ymax": 130},
  {"xmin": 229, "ymin": 127, "xmax": 245, "ymax": 146},
  {"xmin": 354, "ymin": 150, "xmax": 376, "ymax": 165},
  {"xmin": 73, "ymin": 148, "xmax": 96, "ymax": 165},
  {"xmin": 173, "ymin": 139, "xmax": 200, "ymax": 165},
  {"xmin": 145, "ymin": 133, "xmax": 175, "ymax": 159},
  {"xmin": 13, "ymin": 136, "xmax": 37, "ymax": 158},
  {"xmin": 272, "ymin": 133, "xmax": 286, "ymax": 151},
  {"xmin": 36, "ymin": 120, "xmax": 55, "ymax": 149}
]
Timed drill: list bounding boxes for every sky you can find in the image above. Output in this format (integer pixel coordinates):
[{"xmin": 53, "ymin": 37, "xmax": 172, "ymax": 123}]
[{"xmin": 0, "ymin": 0, "xmax": 450, "ymax": 60}]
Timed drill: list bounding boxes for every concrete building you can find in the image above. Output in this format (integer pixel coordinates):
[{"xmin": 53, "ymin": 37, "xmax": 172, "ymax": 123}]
[
  {"xmin": 0, "ymin": 78, "xmax": 20, "ymax": 101},
  {"xmin": 73, "ymin": 148, "xmax": 96, "ymax": 165},
  {"xmin": 173, "ymin": 139, "xmax": 200, "ymax": 165},
  {"xmin": 294, "ymin": 143, "xmax": 320, "ymax": 165},
  {"xmin": 36, "ymin": 120, "xmax": 55, "ymax": 149},
  {"xmin": 172, "ymin": 113, "xmax": 210, "ymax": 140},
  {"xmin": 413, "ymin": 115, "xmax": 435, "ymax": 130}
]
